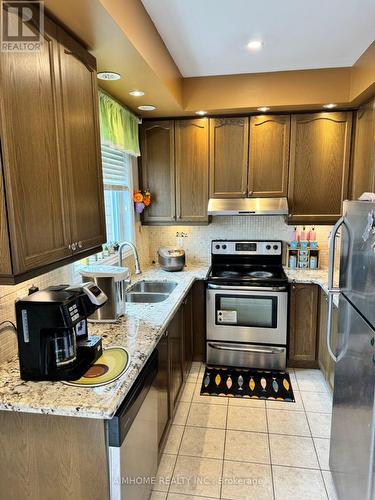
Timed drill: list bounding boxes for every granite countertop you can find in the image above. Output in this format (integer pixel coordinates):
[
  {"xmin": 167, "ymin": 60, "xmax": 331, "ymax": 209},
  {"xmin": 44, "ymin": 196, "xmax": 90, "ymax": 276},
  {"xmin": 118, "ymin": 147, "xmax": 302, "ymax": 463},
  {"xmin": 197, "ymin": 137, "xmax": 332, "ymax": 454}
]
[
  {"xmin": 284, "ymin": 267, "xmax": 339, "ymax": 306},
  {"xmin": 0, "ymin": 264, "xmax": 334, "ymax": 419},
  {"xmin": 0, "ymin": 264, "xmax": 210, "ymax": 419}
]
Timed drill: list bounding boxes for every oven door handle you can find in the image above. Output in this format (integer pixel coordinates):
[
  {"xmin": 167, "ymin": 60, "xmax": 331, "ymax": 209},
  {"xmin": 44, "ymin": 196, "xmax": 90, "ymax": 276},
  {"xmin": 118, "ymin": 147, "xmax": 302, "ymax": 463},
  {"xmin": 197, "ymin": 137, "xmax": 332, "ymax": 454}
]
[
  {"xmin": 207, "ymin": 284, "xmax": 287, "ymax": 292},
  {"xmin": 207, "ymin": 343, "xmax": 285, "ymax": 355}
]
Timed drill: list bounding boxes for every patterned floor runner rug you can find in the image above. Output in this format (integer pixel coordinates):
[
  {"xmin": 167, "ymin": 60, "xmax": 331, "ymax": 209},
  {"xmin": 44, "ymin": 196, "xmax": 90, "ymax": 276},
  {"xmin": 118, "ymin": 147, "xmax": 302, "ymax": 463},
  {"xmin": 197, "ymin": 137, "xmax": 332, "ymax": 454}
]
[{"xmin": 200, "ymin": 366, "xmax": 295, "ymax": 402}]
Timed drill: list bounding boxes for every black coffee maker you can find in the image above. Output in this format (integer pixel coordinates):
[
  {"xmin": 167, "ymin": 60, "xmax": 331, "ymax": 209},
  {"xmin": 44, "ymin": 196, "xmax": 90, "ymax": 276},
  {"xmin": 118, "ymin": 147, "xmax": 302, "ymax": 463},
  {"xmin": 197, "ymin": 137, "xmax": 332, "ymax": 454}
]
[{"xmin": 15, "ymin": 282, "xmax": 107, "ymax": 381}]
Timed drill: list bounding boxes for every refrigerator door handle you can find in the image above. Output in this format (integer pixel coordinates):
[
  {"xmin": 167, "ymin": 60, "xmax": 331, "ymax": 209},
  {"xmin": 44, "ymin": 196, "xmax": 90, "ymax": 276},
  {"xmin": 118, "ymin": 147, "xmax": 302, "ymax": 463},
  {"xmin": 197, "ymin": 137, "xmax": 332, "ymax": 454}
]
[{"xmin": 327, "ymin": 216, "xmax": 345, "ymax": 362}]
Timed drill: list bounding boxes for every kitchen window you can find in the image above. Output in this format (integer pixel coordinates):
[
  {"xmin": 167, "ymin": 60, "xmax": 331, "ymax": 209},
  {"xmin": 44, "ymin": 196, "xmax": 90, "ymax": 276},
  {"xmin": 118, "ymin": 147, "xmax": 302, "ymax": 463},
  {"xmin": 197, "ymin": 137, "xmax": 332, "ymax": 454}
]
[{"xmin": 101, "ymin": 144, "xmax": 135, "ymax": 245}]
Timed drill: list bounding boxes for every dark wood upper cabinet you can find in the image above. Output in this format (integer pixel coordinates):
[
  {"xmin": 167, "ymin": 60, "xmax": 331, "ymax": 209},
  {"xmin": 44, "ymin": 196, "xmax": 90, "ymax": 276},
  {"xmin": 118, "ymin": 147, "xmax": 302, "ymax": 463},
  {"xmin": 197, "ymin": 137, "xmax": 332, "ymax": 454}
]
[
  {"xmin": 175, "ymin": 119, "xmax": 209, "ymax": 223},
  {"xmin": 0, "ymin": 18, "xmax": 72, "ymax": 276},
  {"xmin": 249, "ymin": 115, "xmax": 290, "ymax": 197},
  {"xmin": 0, "ymin": 155, "xmax": 11, "ymax": 277},
  {"xmin": 57, "ymin": 28, "xmax": 105, "ymax": 254},
  {"xmin": 288, "ymin": 283, "xmax": 319, "ymax": 368},
  {"xmin": 209, "ymin": 117, "xmax": 249, "ymax": 198},
  {"xmin": 349, "ymin": 99, "xmax": 375, "ymax": 200},
  {"xmin": 140, "ymin": 121, "xmax": 176, "ymax": 224},
  {"xmin": 288, "ymin": 112, "xmax": 352, "ymax": 224},
  {"xmin": 0, "ymin": 11, "xmax": 105, "ymax": 283}
]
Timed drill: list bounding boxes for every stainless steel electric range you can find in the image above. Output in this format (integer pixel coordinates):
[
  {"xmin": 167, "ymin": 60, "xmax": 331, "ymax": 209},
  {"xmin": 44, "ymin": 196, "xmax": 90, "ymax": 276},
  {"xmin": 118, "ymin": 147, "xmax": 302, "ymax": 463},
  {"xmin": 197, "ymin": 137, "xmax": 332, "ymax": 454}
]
[{"xmin": 206, "ymin": 240, "xmax": 288, "ymax": 370}]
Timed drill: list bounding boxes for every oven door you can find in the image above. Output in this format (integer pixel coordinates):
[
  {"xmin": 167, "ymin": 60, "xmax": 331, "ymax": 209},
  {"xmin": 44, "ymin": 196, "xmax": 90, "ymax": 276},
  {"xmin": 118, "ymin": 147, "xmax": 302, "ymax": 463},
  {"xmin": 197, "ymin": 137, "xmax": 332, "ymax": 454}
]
[{"xmin": 206, "ymin": 285, "xmax": 287, "ymax": 345}]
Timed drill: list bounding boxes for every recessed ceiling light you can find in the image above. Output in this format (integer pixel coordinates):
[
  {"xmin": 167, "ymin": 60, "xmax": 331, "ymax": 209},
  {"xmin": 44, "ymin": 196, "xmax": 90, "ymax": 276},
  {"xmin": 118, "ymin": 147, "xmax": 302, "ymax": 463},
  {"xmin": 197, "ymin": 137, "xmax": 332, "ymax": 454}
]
[
  {"xmin": 129, "ymin": 90, "xmax": 145, "ymax": 97},
  {"xmin": 195, "ymin": 110, "xmax": 207, "ymax": 116},
  {"xmin": 323, "ymin": 103, "xmax": 337, "ymax": 109},
  {"xmin": 97, "ymin": 71, "xmax": 121, "ymax": 81},
  {"xmin": 138, "ymin": 105, "xmax": 156, "ymax": 111},
  {"xmin": 257, "ymin": 106, "xmax": 270, "ymax": 112},
  {"xmin": 247, "ymin": 39, "xmax": 263, "ymax": 51}
]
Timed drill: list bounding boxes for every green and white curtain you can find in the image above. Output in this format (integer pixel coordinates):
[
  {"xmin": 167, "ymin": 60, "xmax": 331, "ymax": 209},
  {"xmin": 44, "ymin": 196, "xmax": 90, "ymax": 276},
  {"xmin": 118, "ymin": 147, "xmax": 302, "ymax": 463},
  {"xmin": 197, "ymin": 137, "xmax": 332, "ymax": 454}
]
[{"xmin": 99, "ymin": 91, "xmax": 140, "ymax": 157}]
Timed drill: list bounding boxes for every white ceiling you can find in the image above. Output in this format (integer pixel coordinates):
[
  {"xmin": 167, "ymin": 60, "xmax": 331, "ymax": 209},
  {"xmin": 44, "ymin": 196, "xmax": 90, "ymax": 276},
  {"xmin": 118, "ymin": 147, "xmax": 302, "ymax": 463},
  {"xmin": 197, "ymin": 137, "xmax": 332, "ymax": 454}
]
[{"xmin": 141, "ymin": 0, "xmax": 375, "ymax": 77}]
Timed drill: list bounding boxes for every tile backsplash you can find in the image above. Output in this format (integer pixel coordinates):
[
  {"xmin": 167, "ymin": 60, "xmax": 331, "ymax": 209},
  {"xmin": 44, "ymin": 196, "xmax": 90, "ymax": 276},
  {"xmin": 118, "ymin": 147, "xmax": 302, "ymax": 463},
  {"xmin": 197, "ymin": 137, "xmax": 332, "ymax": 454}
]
[
  {"xmin": 144, "ymin": 216, "xmax": 334, "ymax": 268},
  {"xmin": 0, "ymin": 215, "xmax": 334, "ymax": 365}
]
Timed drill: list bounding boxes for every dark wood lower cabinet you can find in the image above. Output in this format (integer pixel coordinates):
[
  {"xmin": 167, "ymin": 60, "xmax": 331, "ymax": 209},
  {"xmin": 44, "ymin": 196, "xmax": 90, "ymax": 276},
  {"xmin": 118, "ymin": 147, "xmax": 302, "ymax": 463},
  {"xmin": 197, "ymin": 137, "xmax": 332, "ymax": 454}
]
[
  {"xmin": 168, "ymin": 307, "xmax": 184, "ymax": 414},
  {"xmin": 191, "ymin": 280, "xmax": 206, "ymax": 361},
  {"xmin": 288, "ymin": 284, "xmax": 319, "ymax": 368},
  {"xmin": 155, "ymin": 331, "xmax": 170, "ymax": 449},
  {"xmin": 158, "ymin": 282, "xmax": 204, "ymax": 454},
  {"xmin": 183, "ymin": 292, "xmax": 193, "ymax": 379}
]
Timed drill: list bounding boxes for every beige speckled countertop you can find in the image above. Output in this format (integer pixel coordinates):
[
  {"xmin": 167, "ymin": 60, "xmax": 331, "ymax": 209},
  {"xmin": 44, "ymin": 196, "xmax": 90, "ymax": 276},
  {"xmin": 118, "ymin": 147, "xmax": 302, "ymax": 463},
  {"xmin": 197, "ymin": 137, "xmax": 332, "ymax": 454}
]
[{"xmin": 0, "ymin": 264, "xmax": 334, "ymax": 419}]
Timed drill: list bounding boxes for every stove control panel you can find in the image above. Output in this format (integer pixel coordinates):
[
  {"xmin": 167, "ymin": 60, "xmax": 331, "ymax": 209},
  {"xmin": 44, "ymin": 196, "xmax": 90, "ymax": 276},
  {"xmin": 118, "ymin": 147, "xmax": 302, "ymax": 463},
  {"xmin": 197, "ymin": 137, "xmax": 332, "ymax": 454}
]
[{"xmin": 212, "ymin": 240, "xmax": 282, "ymax": 256}]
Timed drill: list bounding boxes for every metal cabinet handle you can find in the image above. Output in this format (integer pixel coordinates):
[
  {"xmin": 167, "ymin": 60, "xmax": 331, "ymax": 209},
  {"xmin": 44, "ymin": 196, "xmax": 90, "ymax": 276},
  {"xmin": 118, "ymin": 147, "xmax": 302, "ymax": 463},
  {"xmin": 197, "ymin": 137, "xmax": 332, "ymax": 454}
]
[
  {"xmin": 208, "ymin": 343, "xmax": 284, "ymax": 355},
  {"xmin": 70, "ymin": 242, "xmax": 77, "ymax": 251},
  {"xmin": 327, "ymin": 216, "xmax": 346, "ymax": 363},
  {"xmin": 78, "ymin": 241, "xmax": 83, "ymax": 249}
]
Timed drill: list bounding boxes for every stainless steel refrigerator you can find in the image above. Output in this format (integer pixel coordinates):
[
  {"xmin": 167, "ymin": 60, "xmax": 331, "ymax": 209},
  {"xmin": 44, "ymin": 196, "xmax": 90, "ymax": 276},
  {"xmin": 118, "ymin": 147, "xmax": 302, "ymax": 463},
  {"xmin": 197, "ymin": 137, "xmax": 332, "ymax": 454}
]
[{"xmin": 327, "ymin": 200, "xmax": 375, "ymax": 500}]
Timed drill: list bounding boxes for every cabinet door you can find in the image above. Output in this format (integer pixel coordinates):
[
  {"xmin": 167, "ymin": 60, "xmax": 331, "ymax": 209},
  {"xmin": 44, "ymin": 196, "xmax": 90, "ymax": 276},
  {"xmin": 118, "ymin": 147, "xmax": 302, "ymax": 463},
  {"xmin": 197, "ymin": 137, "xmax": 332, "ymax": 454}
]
[
  {"xmin": 140, "ymin": 121, "xmax": 175, "ymax": 224},
  {"xmin": 183, "ymin": 290, "xmax": 193, "ymax": 379},
  {"xmin": 209, "ymin": 117, "xmax": 249, "ymax": 198},
  {"xmin": 192, "ymin": 280, "xmax": 206, "ymax": 361},
  {"xmin": 0, "ymin": 157, "xmax": 11, "ymax": 276},
  {"xmin": 0, "ymin": 16, "xmax": 72, "ymax": 274},
  {"xmin": 350, "ymin": 100, "xmax": 375, "ymax": 200},
  {"xmin": 168, "ymin": 308, "xmax": 184, "ymax": 413},
  {"xmin": 155, "ymin": 332, "xmax": 170, "ymax": 449},
  {"xmin": 249, "ymin": 115, "xmax": 290, "ymax": 197},
  {"xmin": 288, "ymin": 112, "xmax": 352, "ymax": 224},
  {"xmin": 318, "ymin": 290, "xmax": 330, "ymax": 376},
  {"xmin": 175, "ymin": 119, "xmax": 209, "ymax": 223},
  {"xmin": 288, "ymin": 284, "xmax": 319, "ymax": 367},
  {"xmin": 57, "ymin": 28, "xmax": 106, "ymax": 253}
]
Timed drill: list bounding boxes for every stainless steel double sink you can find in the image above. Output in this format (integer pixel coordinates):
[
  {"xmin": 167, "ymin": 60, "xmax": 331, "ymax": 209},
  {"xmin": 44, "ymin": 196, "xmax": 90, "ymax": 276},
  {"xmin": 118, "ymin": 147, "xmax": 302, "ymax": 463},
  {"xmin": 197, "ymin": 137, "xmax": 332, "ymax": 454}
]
[{"xmin": 124, "ymin": 280, "xmax": 178, "ymax": 303}]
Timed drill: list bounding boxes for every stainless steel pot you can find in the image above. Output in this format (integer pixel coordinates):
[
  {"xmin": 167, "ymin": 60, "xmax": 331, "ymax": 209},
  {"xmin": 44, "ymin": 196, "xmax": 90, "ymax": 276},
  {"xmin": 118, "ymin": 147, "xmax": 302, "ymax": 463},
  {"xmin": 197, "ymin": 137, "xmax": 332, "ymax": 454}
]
[{"xmin": 158, "ymin": 247, "xmax": 185, "ymax": 272}]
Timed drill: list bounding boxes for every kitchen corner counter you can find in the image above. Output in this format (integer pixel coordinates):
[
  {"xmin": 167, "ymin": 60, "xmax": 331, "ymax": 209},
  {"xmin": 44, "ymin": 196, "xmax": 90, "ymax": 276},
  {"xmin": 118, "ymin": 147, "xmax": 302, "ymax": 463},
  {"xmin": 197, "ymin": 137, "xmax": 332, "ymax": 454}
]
[
  {"xmin": 0, "ymin": 263, "xmax": 209, "ymax": 420},
  {"xmin": 284, "ymin": 267, "xmax": 339, "ymax": 306}
]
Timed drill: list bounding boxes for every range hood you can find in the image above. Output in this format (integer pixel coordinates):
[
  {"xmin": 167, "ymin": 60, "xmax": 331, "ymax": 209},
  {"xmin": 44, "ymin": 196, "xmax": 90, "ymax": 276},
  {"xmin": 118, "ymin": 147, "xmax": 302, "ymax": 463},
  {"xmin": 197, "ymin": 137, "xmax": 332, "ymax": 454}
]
[{"xmin": 207, "ymin": 197, "xmax": 289, "ymax": 216}]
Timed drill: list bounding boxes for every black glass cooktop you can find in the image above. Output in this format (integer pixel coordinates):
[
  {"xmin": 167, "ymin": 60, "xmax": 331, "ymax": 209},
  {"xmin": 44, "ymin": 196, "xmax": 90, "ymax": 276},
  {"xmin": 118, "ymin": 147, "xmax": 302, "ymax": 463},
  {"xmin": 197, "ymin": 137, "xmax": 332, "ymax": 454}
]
[{"xmin": 208, "ymin": 264, "xmax": 287, "ymax": 285}]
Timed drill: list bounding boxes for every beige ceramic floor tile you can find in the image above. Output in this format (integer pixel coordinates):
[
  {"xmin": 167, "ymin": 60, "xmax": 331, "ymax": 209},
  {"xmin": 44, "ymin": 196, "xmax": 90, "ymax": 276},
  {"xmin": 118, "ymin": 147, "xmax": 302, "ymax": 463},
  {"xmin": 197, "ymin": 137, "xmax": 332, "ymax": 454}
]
[
  {"xmin": 187, "ymin": 362, "xmax": 203, "ymax": 383},
  {"xmin": 187, "ymin": 403, "xmax": 227, "ymax": 429},
  {"xmin": 273, "ymin": 466, "xmax": 328, "ymax": 500},
  {"xmin": 269, "ymin": 434, "xmax": 319, "ymax": 469},
  {"xmin": 322, "ymin": 471, "xmax": 339, "ymax": 500},
  {"xmin": 224, "ymin": 430, "xmax": 270, "ymax": 464},
  {"xmin": 301, "ymin": 391, "xmax": 333, "ymax": 413},
  {"xmin": 180, "ymin": 383, "xmax": 196, "ymax": 403},
  {"xmin": 296, "ymin": 377, "xmax": 330, "ymax": 393},
  {"xmin": 167, "ymin": 494, "xmax": 214, "ymax": 500},
  {"xmin": 306, "ymin": 412, "xmax": 332, "ymax": 438},
  {"xmin": 227, "ymin": 406, "xmax": 267, "ymax": 433},
  {"xmin": 228, "ymin": 396, "xmax": 266, "ymax": 408},
  {"xmin": 179, "ymin": 426, "xmax": 225, "ymax": 459},
  {"xmin": 221, "ymin": 460, "xmax": 273, "ymax": 500},
  {"xmin": 163, "ymin": 425, "xmax": 185, "ymax": 454},
  {"xmin": 154, "ymin": 454, "xmax": 177, "ymax": 492},
  {"xmin": 314, "ymin": 437, "xmax": 331, "ymax": 470},
  {"xmin": 267, "ymin": 408, "xmax": 310, "ymax": 436},
  {"xmin": 169, "ymin": 455, "xmax": 222, "ymax": 498},
  {"xmin": 265, "ymin": 389, "xmax": 304, "ymax": 412},
  {"xmin": 173, "ymin": 402, "xmax": 191, "ymax": 426},
  {"xmin": 295, "ymin": 369, "xmax": 326, "ymax": 383}
]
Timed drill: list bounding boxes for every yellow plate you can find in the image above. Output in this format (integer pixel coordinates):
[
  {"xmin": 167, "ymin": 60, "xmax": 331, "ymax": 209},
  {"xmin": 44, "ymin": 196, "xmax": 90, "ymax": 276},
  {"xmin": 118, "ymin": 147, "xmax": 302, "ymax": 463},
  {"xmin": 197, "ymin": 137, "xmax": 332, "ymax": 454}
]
[{"xmin": 63, "ymin": 347, "xmax": 130, "ymax": 387}]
